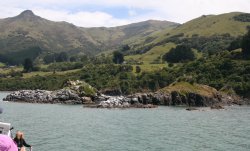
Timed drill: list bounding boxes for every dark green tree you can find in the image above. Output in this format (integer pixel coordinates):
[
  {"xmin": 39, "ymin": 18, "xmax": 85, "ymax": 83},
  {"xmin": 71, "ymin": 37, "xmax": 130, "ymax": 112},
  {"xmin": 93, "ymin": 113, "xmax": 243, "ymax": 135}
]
[
  {"xmin": 43, "ymin": 54, "xmax": 55, "ymax": 64},
  {"xmin": 23, "ymin": 58, "xmax": 33, "ymax": 72},
  {"xmin": 69, "ymin": 56, "xmax": 77, "ymax": 62},
  {"xmin": 228, "ymin": 37, "xmax": 241, "ymax": 51},
  {"xmin": 56, "ymin": 52, "xmax": 68, "ymax": 62},
  {"xmin": 113, "ymin": 51, "xmax": 124, "ymax": 64},
  {"xmin": 162, "ymin": 45, "xmax": 195, "ymax": 63},
  {"xmin": 121, "ymin": 44, "xmax": 130, "ymax": 52},
  {"xmin": 135, "ymin": 66, "xmax": 141, "ymax": 73},
  {"xmin": 241, "ymin": 28, "xmax": 250, "ymax": 56}
]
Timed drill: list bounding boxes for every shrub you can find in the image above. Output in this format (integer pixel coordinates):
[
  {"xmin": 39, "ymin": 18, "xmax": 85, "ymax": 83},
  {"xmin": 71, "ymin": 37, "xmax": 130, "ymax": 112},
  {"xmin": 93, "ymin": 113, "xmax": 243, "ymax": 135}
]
[
  {"xmin": 241, "ymin": 28, "xmax": 250, "ymax": 56},
  {"xmin": 135, "ymin": 66, "xmax": 141, "ymax": 73},
  {"xmin": 233, "ymin": 13, "xmax": 250, "ymax": 22},
  {"xmin": 163, "ymin": 45, "xmax": 195, "ymax": 63},
  {"xmin": 112, "ymin": 51, "xmax": 124, "ymax": 64}
]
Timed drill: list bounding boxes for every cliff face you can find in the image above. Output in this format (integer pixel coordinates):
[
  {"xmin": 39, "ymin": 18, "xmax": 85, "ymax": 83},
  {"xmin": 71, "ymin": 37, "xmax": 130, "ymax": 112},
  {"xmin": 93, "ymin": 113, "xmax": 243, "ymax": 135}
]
[{"xmin": 128, "ymin": 82, "xmax": 245, "ymax": 107}]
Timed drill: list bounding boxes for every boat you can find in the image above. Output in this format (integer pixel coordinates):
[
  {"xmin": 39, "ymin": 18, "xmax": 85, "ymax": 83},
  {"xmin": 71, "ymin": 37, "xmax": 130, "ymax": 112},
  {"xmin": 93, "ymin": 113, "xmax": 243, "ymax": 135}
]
[
  {"xmin": 0, "ymin": 122, "xmax": 12, "ymax": 137},
  {"xmin": 0, "ymin": 122, "xmax": 18, "ymax": 151}
]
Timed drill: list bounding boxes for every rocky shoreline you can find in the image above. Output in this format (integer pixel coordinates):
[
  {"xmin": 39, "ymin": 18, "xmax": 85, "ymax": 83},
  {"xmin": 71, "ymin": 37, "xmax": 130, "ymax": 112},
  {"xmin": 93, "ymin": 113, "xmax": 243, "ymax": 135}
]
[
  {"xmin": 3, "ymin": 89, "xmax": 247, "ymax": 108},
  {"xmin": 3, "ymin": 81, "xmax": 249, "ymax": 109}
]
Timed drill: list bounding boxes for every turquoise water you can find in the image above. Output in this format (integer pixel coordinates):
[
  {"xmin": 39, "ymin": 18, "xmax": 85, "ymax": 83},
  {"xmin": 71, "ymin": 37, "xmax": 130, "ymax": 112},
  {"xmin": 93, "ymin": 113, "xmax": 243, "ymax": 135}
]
[{"xmin": 0, "ymin": 92, "xmax": 250, "ymax": 151}]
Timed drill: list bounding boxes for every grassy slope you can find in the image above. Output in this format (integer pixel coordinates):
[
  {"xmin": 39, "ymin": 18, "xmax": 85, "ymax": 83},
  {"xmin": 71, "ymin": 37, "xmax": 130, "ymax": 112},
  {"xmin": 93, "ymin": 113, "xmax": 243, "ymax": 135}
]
[
  {"xmin": 159, "ymin": 82, "xmax": 218, "ymax": 97},
  {"xmin": 22, "ymin": 69, "xmax": 81, "ymax": 78},
  {"xmin": 0, "ymin": 65, "xmax": 80, "ymax": 78},
  {"xmin": 124, "ymin": 12, "xmax": 249, "ymax": 66},
  {"xmin": 154, "ymin": 12, "xmax": 250, "ymax": 43},
  {"xmin": 125, "ymin": 43, "xmax": 202, "ymax": 72},
  {"xmin": 125, "ymin": 43, "xmax": 176, "ymax": 64}
]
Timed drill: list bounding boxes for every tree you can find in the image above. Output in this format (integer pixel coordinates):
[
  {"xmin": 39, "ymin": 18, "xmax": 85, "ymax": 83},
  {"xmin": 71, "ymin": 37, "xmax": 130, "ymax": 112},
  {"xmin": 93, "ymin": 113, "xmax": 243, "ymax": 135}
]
[
  {"xmin": 162, "ymin": 45, "xmax": 195, "ymax": 63},
  {"xmin": 228, "ymin": 37, "xmax": 241, "ymax": 51},
  {"xmin": 56, "ymin": 52, "xmax": 68, "ymax": 62},
  {"xmin": 121, "ymin": 44, "xmax": 130, "ymax": 52},
  {"xmin": 241, "ymin": 28, "xmax": 250, "ymax": 56},
  {"xmin": 135, "ymin": 66, "xmax": 141, "ymax": 73},
  {"xmin": 23, "ymin": 58, "xmax": 33, "ymax": 72},
  {"xmin": 113, "ymin": 51, "xmax": 124, "ymax": 64},
  {"xmin": 43, "ymin": 54, "xmax": 55, "ymax": 64},
  {"xmin": 70, "ymin": 56, "xmax": 77, "ymax": 62}
]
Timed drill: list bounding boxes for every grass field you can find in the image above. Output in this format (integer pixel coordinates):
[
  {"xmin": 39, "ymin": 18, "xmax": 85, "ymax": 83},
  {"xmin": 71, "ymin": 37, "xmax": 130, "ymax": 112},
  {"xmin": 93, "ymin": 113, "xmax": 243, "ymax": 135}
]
[
  {"xmin": 22, "ymin": 69, "xmax": 81, "ymax": 78},
  {"xmin": 125, "ymin": 43, "xmax": 176, "ymax": 64},
  {"xmin": 0, "ymin": 66, "xmax": 23, "ymax": 74},
  {"xmin": 131, "ymin": 64, "xmax": 167, "ymax": 73}
]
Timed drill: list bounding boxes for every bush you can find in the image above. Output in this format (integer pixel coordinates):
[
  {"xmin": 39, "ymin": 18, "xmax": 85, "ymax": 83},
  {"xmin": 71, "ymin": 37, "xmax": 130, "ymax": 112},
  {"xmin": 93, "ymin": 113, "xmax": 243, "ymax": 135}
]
[
  {"xmin": 233, "ymin": 13, "xmax": 250, "ymax": 22},
  {"xmin": 163, "ymin": 45, "xmax": 195, "ymax": 63},
  {"xmin": 228, "ymin": 37, "xmax": 242, "ymax": 51},
  {"xmin": 43, "ymin": 52, "xmax": 69, "ymax": 64},
  {"xmin": 135, "ymin": 66, "xmax": 141, "ymax": 73},
  {"xmin": 241, "ymin": 28, "xmax": 250, "ymax": 56},
  {"xmin": 23, "ymin": 58, "xmax": 33, "ymax": 72},
  {"xmin": 112, "ymin": 51, "xmax": 124, "ymax": 64}
]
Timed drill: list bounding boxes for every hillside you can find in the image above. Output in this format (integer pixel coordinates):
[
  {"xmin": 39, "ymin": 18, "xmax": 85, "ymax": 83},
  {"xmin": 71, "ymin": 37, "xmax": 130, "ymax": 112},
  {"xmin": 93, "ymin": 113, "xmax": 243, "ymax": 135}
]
[
  {"xmin": 125, "ymin": 12, "xmax": 250, "ymax": 63},
  {"xmin": 0, "ymin": 10, "xmax": 178, "ymax": 65},
  {"xmin": 82, "ymin": 20, "xmax": 178, "ymax": 49},
  {"xmin": 154, "ymin": 12, "xmax": 250, "ymax": 42}
]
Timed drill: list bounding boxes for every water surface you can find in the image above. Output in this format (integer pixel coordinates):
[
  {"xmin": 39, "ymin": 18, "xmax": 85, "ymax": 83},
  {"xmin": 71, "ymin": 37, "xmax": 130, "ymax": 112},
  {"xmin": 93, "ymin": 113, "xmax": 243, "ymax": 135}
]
[{"xmin": 0, "ymin": 92, "xmax": 250, "ymax": 151}]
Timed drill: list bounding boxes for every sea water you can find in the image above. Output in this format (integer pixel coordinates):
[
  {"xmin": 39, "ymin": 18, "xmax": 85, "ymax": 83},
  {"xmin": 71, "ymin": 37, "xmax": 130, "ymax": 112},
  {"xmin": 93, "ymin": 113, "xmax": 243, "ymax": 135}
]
[{"xmin": 0, "ymin": 92, "xmax": 250, "ymax": 151}]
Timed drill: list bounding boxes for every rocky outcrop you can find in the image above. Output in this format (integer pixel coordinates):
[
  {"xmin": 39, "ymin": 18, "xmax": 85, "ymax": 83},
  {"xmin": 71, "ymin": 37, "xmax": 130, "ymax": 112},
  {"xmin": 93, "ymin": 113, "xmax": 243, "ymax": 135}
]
[
  {"xmin": 126, "ymin": 82, "xmax": 245, "ymax": 107},
  {"xmin": 3, "ymin": 80, "xmax": 100, "ymax": 104},
  {"xmin": 85, "ymin": 95, "xmax": 157, "ymax": 108},
  {"xmin": 64, "ymin": 80, "xmax": 97, "ymax": 97},
  {"xmin": 129, "ymin": 91, "xmax": 244, "ymax": 107},
  {"xmin": 3, "ymin": 89, "xmax": 83, "ymax": 104}
]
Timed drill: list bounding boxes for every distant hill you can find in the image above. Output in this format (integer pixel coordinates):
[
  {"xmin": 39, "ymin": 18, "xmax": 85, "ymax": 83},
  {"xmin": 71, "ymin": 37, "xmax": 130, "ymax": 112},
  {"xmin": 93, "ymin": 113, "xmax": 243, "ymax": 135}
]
[
  {"xmin": 82, "ymin": 20, "xmax": 178, "ymax": 49},
  {"xmin": 126, "ymin": 12, "xmax": 250, "ymax": 63},
  {"xmin": 0, "ymin": 10, "xmax": 178, "ymax": 65},
  {"xmin": 154, "ymin": 12, "xmax": 250, "ymax": 42}
]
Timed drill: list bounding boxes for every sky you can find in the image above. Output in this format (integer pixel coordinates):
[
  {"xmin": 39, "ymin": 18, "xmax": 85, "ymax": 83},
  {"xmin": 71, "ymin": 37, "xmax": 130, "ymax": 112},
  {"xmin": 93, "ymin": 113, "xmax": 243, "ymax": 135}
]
[{"xmin": 0, "ymin": 0, "xmax": 250, "ymax": 27}]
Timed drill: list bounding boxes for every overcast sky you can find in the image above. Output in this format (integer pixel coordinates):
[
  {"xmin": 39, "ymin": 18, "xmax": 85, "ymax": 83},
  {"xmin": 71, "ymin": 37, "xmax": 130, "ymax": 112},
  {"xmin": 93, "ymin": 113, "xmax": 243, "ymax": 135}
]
[{"xmin": 0, "ymin": 0, "xmax": 250, "ymax": 27}]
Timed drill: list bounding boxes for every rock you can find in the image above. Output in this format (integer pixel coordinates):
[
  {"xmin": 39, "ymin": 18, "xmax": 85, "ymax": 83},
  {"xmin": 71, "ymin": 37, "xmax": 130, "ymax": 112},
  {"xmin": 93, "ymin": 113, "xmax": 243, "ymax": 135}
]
[
  {"xmin": 82, "ymin": 97, "xmax": 93, "ymax": 104},
  {"xmin": 186, "ymin": 107, "xmax": 198, "ymax": 111},
  {"xmin": 244, "ymin": 98, "xmax": 250, "ymax": 105},
  {"xmin": 88, "ymin": 94, "xmax": 157, "ymax": 109},
  {"xmin": 210, "ymin": 104, "xmax": 225, "ymax": 110},
  {"xmin": 64, "ymin": 80, "xmax": 97, "ymax": 97},
  {"xmin": 3, "ymin": 89, "xmax": 82, "ymax": 104}
]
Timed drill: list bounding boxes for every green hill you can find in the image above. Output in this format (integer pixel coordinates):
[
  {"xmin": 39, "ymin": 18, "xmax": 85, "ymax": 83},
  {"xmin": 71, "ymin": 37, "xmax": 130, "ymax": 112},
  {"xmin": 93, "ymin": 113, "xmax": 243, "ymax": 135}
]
[
  {"xmin": 125, "ymin": 12, "xmax": 250, "ymax": 63},
  {"xmin": 155, "ymin": 12, "xmax": 250, "ymax": 41},
  {"xmin": 0, "ymin": 10, "xmax": 178, "ymax": 65}
]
